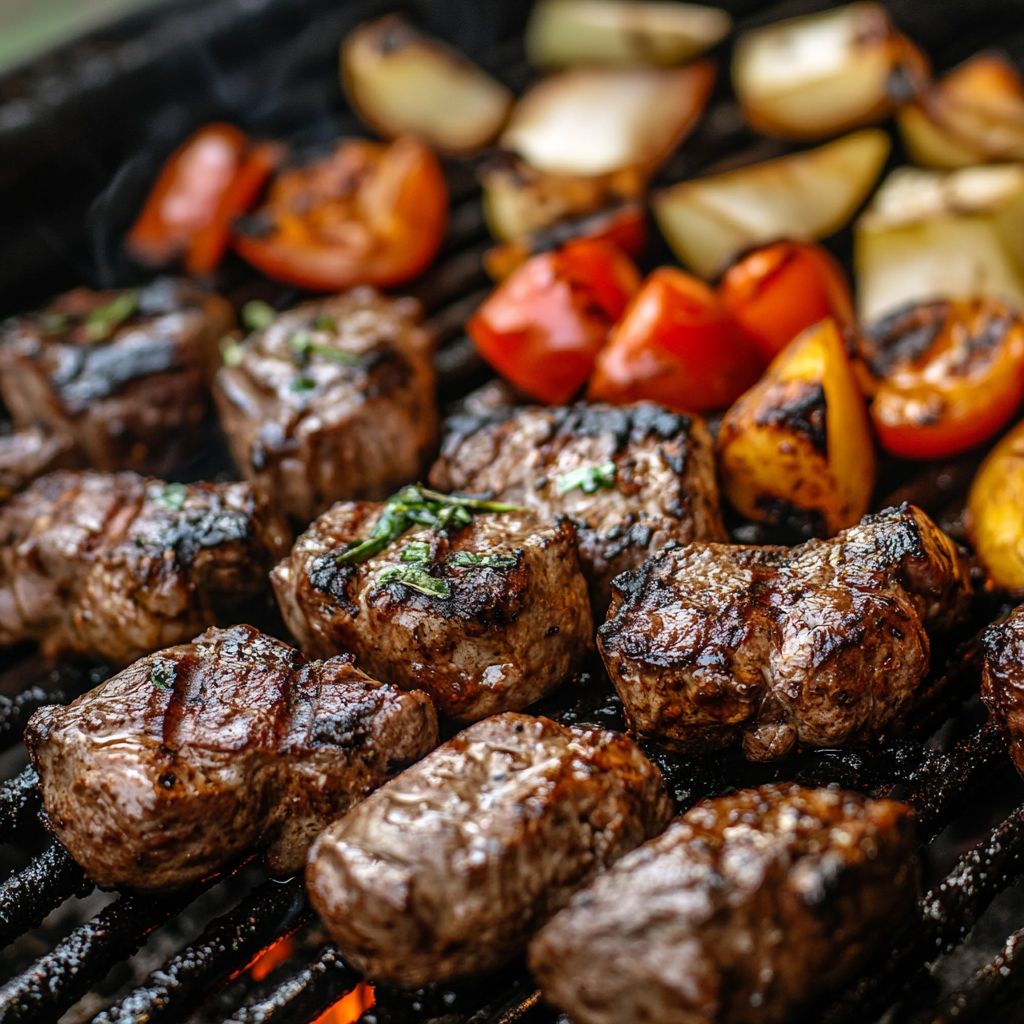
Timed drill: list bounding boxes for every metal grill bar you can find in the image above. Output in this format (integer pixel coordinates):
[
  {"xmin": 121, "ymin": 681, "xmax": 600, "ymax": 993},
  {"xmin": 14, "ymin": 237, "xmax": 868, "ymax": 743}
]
[
  {"xmin": 93, "ymin": 876, "xmax": 309, "ymax": 1024},
  {"xmin": 0, "ymin": 843, "xmax": 89, "ymax": 950},
  {"xmin": 0, "ymin": 768, "xmax": 41, "ymax": 844}
]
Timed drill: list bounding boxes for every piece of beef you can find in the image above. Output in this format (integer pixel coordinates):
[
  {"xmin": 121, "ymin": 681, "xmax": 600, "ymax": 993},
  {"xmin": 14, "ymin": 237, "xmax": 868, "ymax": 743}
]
[
  {"xmin": 429, "ymin": 401, "xmax": 725, "ymax": 614},
  {"xmin": 0, "ymin": 426, "xmax": 78, "ymax": 502},
  {"xmin": 0, "ymin": 278, "xmax": 233, "ymax": 476},
  {"xmin": 0, "ymin": 470, "xmax": 290, "ymax": 664},
  {"xmin": 599, "ymin": 503, "xmax": 973, "ymax": 760},
  {"xmin": 214, "ymin": 287, "xmax": 437, "ymax": 526},
  {"xmin": 981, "ymin": 604, "xmax": 1024, "ymax": 776},
  {"xmin": 529, "ymin": 784, "xmax": 916, "ymax": 1024},
  {"xmin": 25, "ymin": 624, "xmax": 437, "ymax": 892},
  {"xmin": 306, "ymin": 712, "xmax": 672, "ymax": 987},
  {"xmin": 272, "ymin": 502, "xmax": 593, "ymax": 722}
]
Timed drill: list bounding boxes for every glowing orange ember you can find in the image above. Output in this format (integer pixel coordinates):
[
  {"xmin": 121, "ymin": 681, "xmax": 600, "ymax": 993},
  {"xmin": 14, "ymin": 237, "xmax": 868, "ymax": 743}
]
[
  {"xmin": 313, "ymin": 983, "xmax": 376, "ymax": 1024},
  {"xmin": 248, "ymin": 936, "xmax": 295, "ymax": 982}
]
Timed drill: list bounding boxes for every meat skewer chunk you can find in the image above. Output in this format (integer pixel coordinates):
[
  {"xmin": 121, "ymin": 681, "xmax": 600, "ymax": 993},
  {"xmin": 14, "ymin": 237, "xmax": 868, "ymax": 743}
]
[
  {"xmin": 0, "ymin": 278, "xmax": 233, "ymax": 476},
  {"xmin": 529, "ymin": 784, "xmax": 917, "ymax": 1024},
  {"xmin": 981, "ymin": 604, "xmax": 1024, "ymax": 776},
  {"xmin": 0, "ymin": 426, "xmax": 78, "ymax": 502},
  {"xmin": 599, "ymin": 503, "xmax": 973, "ymax": 760},
  {"xmin": 272, "ymin": 494, "xmax": 593, "ymax": 722},
  {"xmin": 214, "ymin": 287, "xmax": 438, "ymax": 526},
  {"xmin": 307, "ymin": 712, "xmax": 672, "ymax": 987},
  {"xmin": 0, "ymin": 470, "xmax": 290, "ymax": 665},
  {"xmin": 26, "ymin": 625, "xmax": 437, "ymax": 892},
  {"xmin": 429, "ymin": 401, "xmax": 725, "ymax": 614}
]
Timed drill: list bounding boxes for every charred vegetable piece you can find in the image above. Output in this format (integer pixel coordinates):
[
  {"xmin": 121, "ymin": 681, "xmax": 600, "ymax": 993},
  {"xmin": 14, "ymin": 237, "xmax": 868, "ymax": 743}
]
[
  {"xmin": 233, "ymin": 136, "xmax": 447, "ymax": 292},
  {"xmin": 654, "ymin": 129, "xmax": 890, "ymax": 279},
  {"xmin": 860, "ymin": 300, "xmax": 1024, "ymax": 460},
  {"xmin": 467, "ymin": 238, "xmax": 640, "ymax": 405},
  {"xmin": 719, "ymin": 241, "xmax": 855, "ymax": 364},
  {"xmin": 341, "ymin": 15, "xmax": 512, "ymax": 154},
  {"xmin": 127, "ymin": 123, "xmax": 282, "ymax": 276},
  {"xmin": 588, "ymin": 266, "xmax": 762, "ymax": 414},
  {"xmin": 732, "ymin": 2, "xmax": 928, "ymax": 141},
  {"xmin": 717, "ymin": 317, "xmax": 874, "ymax": 537}
]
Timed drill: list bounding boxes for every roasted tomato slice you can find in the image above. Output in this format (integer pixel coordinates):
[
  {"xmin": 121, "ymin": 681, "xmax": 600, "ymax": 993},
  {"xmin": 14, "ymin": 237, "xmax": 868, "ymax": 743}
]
[
  {"xmin": 127, "ymin": 124, "xmax": 281, "ymax": 276},
  {"xmin": 587, "ymin": 266, "xmax": 763, "ymax": 413},
  {"xmin": 467, "ymin": 238, "xmax": 640, "ymax": 405},
  {"xmin": 232, "ymin": 135, "xmax": 447, "ymax": 291},
  {"xmin": 719, "ymin": 241, "xmax": 855, "ymax": 364},
  {"xmin": 860, "ymin": 300, "xmax": 1024, "ymax": 460}
]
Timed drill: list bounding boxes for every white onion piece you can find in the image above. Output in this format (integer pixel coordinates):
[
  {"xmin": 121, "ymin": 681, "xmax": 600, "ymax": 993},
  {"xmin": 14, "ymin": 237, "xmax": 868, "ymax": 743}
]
[
  {"xmin": 855, "ymin": 164, "xmax": 1024, "ymax": 323},
  {"xmin": 341, "ymin": 15, "xmax": 513, "ymax": 154},
  {"xmin": 499, "ymin": 61, "xmax": 715, "ymax": 177},
  {"xmin": 653, "ymin": 128, "xmax": 890, "ymax": 279},
  {"xmin": 525, "ymin": 0, "xmax": 731, "ymax": 68}
]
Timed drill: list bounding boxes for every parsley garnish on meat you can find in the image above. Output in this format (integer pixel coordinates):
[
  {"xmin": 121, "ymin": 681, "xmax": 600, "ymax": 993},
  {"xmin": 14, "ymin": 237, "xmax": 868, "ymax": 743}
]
[
  {"xmin": 377, "ymin": 564, "xmax": 452, "ymax": 598},
  {"xmin": 555, "ymin": 461, "xmax": 618, "ymax": 495},
  {"xmin": 150, "ymin": 661, "xmax": 176, "ymax": 690},
  {"xmin": 85, "ymin": 290, "xmax": 139, "ymax": 343},
  {"xmin": 290, "ymin": 329, "xmax": 362, "ymax": 367},
  {"xmin": 153, "ymin": 481, "xmax": 187, "ymax": 511},
  {"xmin": 447, "ymin": 551, "xmax": 519, "ymax": 569},
  {"xmin": 242, "ymin": 300, "xmax": 277, "ymax": 332}
]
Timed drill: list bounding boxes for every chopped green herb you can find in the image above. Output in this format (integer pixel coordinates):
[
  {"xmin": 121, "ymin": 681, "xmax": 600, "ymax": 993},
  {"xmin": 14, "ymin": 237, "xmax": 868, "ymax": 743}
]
[
  {"xmin": 447, "ymin": 551, "xmax": 519, "ymax": 569},
  {"xmin": 85, "ymin": 290, "xmax": 139, "ymax": 343},
  {"xmin": 401, "ymin": 542, "xmax": 431, "ymax": 562},
  {"xmin": 289, "ymin": 330, "xmax": 313, "ymax": 355},
  {"xmin": 242, "ymin": 300, "xmax": 277, "ymax": 332},
  {"xmin": 221, "ymin": 339, "xmax": 244, "ymax": 367},
  {"xmin": 290, "ymin": 376, "xmax": 317, "ymax": 392},
  {"xmin": 555, "ymin": 461, "xmax": 618, "ymax": 496},
  {"xmin": 377, "ymin": 564, "xmax": 451, "ymax": 599},
  {"xmin": 153, "ymin": 481, "xmax": 187, "ymax": 511},
  {"xmin": 314, "ymin": 314, "xmax": 336, "ymax": 332},
  {"xmin": 291, "ymin": 329, "xmax": 361, "ymax": 366},
  {"xmin": 335, "ymin": 484, "xmax": 523, "ymax": 566},
  {"xmin": 40, "ymin": 312, "xmax": 71, "ymax": 335},
  {"xmin": 150, "ymin": 661, "xmax": 176, "ymax": 690}
]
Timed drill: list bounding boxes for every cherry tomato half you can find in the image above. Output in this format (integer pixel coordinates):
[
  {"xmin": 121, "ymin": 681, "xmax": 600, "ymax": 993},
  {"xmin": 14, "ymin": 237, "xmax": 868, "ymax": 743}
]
[
  {"xmin": 127, "ymin": 124, "xmax": 281, "ymax": 276},
  {"xmin": 719, "ymin": 242, "xmax": 855, "ymax": 364},
  {"xmin": 861, "ymin": 300, "xmax": 1024, "ymax": 460},
  {"xmin": 232, "ymin": 135, "xmax": 447, "ymax": 292},
  {"xmin": 588, "ymin": 266, "xmax": 763, "ymax": 413},
  {"xmin": 467, "ymin": 238, "xmax": 641, "ymax": 405}
]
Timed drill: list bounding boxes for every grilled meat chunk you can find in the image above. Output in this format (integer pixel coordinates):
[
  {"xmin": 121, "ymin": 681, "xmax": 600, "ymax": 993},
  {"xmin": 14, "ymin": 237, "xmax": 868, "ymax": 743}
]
[
  {"xmin": 307, "ymin": 712, "xmax": 672, "ymax": 987},
  {"xmin": 214, "ymin": 287, "xmax": 437, "ymax": 525},
  {"xmin": 529, "ymin": 784, "xmax": 916, "ymax": 1024},
  {"xmin": 429, "ymin": 402, "xmax": 725, "ymax": 613},
  {"xmin": 599, "ymin": 503, "xmax": 972, "ymax": 760},
  {"xmin": 0, "ymin": 426, "xmax": 78, "ymax": 501},
  {"xmin": 0, "ymin": 279, "xmax": 233, "ymax": 476},
  {"xmin": 982, "ymin": 604, "xmax": 1024, "ymax": 776},
  {"xmin": 0, "ymin": 470, "xmax": 290, "ymax": 665},
  {"xmin": 272, "ymin": 504, "xmax": 593, "ymax": 722},
  {"xmin": 26, "ymin": 625, "xmax": 437, "ymax": 892}
]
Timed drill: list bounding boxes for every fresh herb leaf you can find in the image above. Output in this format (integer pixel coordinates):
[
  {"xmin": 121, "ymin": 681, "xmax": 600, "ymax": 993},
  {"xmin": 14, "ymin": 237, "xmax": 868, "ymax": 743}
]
[
  {"xmin": 291, "ymin": 330, "xmax": 362, "ymax": 368},
  {"xmin": 377, "ymin": 564, "xmax": 451, "ymax": 598},
  {"xmin": 221, "ymin": 339, "xmax": 244, "ymax": 366},
  {"xmin": 242, "ymin": 300, "xmax": 277, "ymax": 332},
  {"xmin": 447, "ymin": 551, "xmax": 519, "ymax": 569},
  {"xmin": 85, "ymin": 290, "xmax": 139, "ymax": 343},
  {"xmin": 401, "ymin": 542, "xmax": 431, "ymax": 562},
  {"xmin": 314, "ymin": 314, "xmax": 336, "ymax": 332},
  {"xmin": 40, "ymin": 312, "xmax": 71, "ymax": 335},
  {"xmin": 555, "ymin": 461, "xmax": 618, "ymax": 496},
  {"xmin": 150, "ymin": 661, "xmax": 176, "ymax": 690},
  {"xmin": 290, "ymin": 376, "xmax": 317, "ymax": 392},
  {"xmin": 153, "ymin": 481, "xmax": 187, "ymax": 511}
]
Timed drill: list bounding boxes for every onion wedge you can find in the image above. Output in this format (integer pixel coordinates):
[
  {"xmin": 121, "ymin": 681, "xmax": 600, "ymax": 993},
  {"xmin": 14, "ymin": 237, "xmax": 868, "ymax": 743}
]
[
  {"xmin": 341, "ymin": 14, "xmax": 513, "ymax": 155},
  {"xmin": 653, "ymin": 129, "xmax": 890, "ymax": 280},
  {"xmin": 525, "ymin": 0, "xmax": 731, "ymax": 68},
  {"xmin": 855, "ymin": 164, "xmax": 1024, "ymax": 323}
]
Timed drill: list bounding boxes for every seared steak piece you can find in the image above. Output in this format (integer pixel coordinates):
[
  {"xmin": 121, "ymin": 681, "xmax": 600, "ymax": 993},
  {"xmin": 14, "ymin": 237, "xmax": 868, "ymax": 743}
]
[
  {"xmin": 0, "ymin": 427, "xmax": 78, "ymax": 502},
  {"xmin": 26, "ymin": 625, "xmax": 437, "ymax": 892},
  {"xmin": 429, "ymin": 402, "xmax": 725, "ymax": 614},
  {"xmin": 982, "ymin": 605, "xmax": 1024, "ymax": 776},
  {"xmin": 214, "ymin": 287, "xmax": 437, "ymax": 526},
  {"xmin": 272, "ymin": 501, "xmax": 593, "ymax": 722},
  {"xmin": 0, "ymin": 279, "xmax": 233, "ymax": 476},
  {"xmin": 599, "ymin": 503, "xmax": 972, "ymax": 760},
  {"xmin": 529, "ymin": 784, "xmax": 916, "ymax": 1024},
  {"xmin": 0, "ymin": 470, "xmax": 290, "ymax": 665},
  {"xmin": 307, "ymin": 712, "xmax": 672, "ymax": 987}
]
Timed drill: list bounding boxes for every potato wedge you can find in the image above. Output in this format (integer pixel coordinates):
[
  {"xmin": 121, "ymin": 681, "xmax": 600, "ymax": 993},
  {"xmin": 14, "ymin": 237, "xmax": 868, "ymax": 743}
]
[
  {"xmin": 855, "ymin": 164, "xmax": 1024, "ymax": 323},
  {"xmin": 499, "ymin": 61, "xmax": 715, "ymax": 177},
  {"xmin": 967, "ymin": 418, "xmax": 1024, "ymax": 593},
  {"xmin": 899, "ymin": 53, "xmax": 1024, "ymax": 169},
  {"xmin": 525, "ymin": 0, "xmax": 731, "ymax": 68},
  {"xmin": 653, "ymin": 129, "xmax": 890, "ymax": 279},
  {"xmin": 732, "ymin": 2, "xmax": 928, "ymax": 141},
  {"xmin": 717, "ymin": 318, "xmax": 874, "ymax": 537},
  {"xmin": 341, "ymin": 15, "xmax": 513, "ymax": 154}
]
